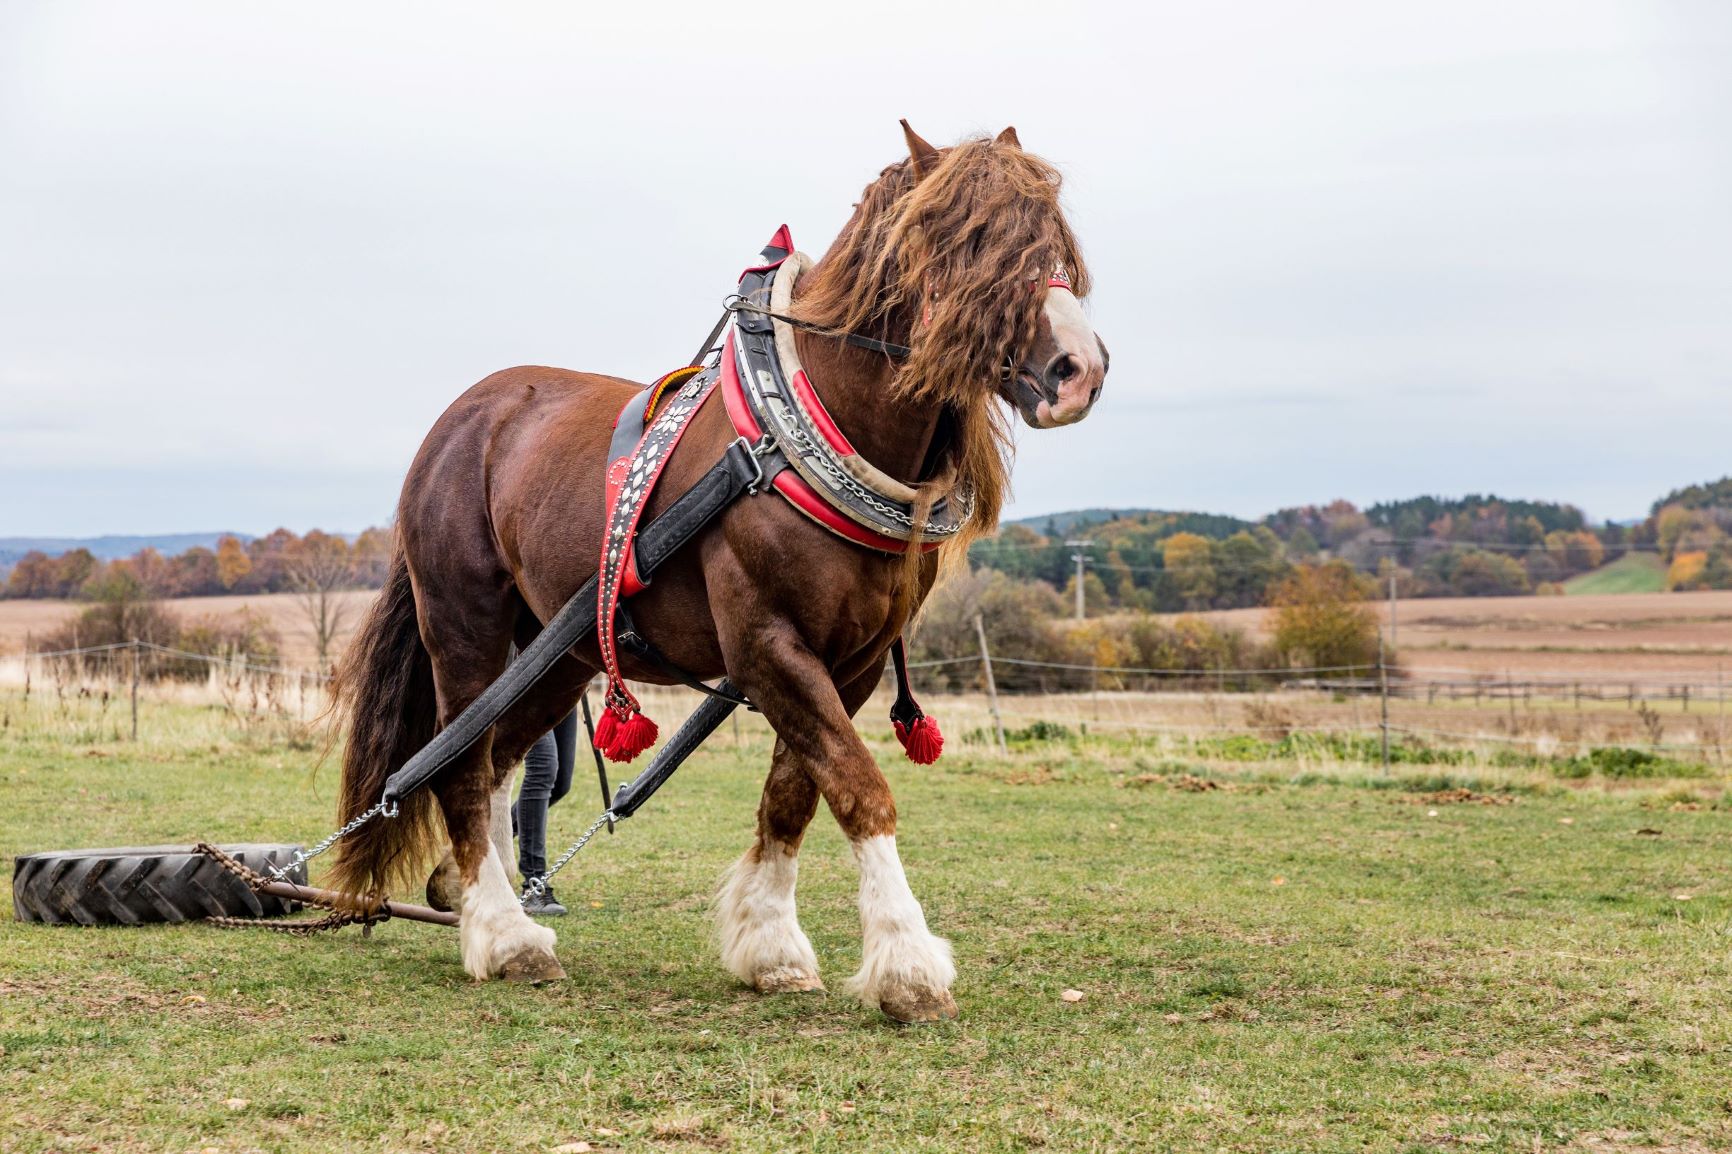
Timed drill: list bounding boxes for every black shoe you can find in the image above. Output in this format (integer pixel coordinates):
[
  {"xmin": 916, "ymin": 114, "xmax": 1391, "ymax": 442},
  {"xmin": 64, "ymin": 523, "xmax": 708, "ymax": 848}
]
[{"xmin": 521, "ymin": 885, "xmax": 567, "ymax": 917}]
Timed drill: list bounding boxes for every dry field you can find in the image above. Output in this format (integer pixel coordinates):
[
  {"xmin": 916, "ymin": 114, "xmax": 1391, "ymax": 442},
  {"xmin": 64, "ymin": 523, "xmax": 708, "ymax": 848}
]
[
  {"xmin": 0, "ymin": 590, "xmax": 377, "ymax": 665},
  {"xmin": 1186, "ymin": 589, "xmax": 1732, "ymax": 682},
  {"xmin": 6, "ymin": 588, "xmax": 1732, "ymax": 689}
]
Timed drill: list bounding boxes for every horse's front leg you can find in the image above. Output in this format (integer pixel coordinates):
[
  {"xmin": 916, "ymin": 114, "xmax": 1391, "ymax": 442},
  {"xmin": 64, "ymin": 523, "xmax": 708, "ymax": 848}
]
[
  {"xmin": 727, "ymin": 628, "xmax": 956, "ymax": 1022},
  {"xmin": 717, "ymin": 741, "xmax": 826, "ymax": 994}
]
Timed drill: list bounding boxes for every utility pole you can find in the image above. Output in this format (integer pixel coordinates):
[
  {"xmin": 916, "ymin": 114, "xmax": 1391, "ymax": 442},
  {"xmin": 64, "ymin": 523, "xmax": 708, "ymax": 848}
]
[
  {"xmin": 1065, "ymin": 539, "xmax": 1093, "ymax": 620},
  {"xmin": 1387, "ymin": 572, "xmax": 1398, "ymax": 649}
]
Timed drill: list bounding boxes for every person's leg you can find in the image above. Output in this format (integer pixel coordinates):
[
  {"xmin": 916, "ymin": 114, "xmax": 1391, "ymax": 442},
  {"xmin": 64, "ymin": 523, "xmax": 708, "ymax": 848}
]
[
  {"xmin": 515, "ymin": 729, "xmax": 558, "ymax": 882},
  {"xmin": 547, "ymin": 708, "xmax": 578, "ymax": 810}
]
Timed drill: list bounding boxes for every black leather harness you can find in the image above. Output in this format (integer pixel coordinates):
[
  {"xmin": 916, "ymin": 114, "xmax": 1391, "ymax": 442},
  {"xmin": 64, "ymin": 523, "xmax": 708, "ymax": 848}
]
[{"xmin": 380, "ymin": 234, "xmax": 936, "ymax": 820}]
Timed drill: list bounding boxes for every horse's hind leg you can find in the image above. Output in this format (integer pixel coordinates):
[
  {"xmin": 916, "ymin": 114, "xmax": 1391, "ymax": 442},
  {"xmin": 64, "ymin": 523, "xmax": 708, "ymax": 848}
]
[{"xmin": 418, "ymin": 597, "xmax": 563, "ymax": 982}]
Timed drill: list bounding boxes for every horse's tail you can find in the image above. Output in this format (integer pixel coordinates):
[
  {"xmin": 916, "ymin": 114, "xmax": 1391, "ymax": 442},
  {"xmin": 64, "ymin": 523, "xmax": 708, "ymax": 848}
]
[{"xmin": 326, "ymin": 546, "xmax": 443, "ymax": 900}]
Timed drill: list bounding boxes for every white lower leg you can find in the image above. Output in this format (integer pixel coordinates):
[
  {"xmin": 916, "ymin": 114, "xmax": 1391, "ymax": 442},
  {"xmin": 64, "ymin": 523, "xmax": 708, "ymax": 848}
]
[
  {"xmin": 488, "ymin": 773, "xmax": 516, "ymax": 885},
  {"xmin": 459, "ymin": 843, "xmax": 557, "ymax": 980},
  {"xmin": 845, "ymin": 835, "xmax": 955, "ymax": 1015},
  {"xmin": 716, "ymin": 842, "xmax": 823, "ymax": 992}
]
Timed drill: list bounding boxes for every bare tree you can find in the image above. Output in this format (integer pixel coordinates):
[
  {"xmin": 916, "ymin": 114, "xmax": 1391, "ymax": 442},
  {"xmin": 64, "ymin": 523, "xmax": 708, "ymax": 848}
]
[{"xmin": 284, "ymin": 531, "xmax": 353, "ymax": 673}]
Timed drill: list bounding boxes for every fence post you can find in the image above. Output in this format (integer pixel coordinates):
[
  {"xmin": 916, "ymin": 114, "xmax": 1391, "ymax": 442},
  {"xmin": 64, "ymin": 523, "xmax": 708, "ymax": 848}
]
[
  {"xmin": 1378, "ymin": 630, "xmax": 1390, "ymax": 774},
  {"xmin": 973, "ymin": 613, "xmax": 1007, "ymax": 755},
  {"xmin": 129, "ymin": 638, "xmax": 140, "ymax": 742},
  {"xmin": 1719, "ymin": 663, "xmax": 1726, "ymax": 767}
]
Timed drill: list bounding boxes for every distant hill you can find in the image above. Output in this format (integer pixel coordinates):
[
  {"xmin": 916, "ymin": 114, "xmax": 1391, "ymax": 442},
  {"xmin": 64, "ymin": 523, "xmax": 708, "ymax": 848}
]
[
  {"xmin": 1006, "ymin": 508, "xmax": 1159, "ymax": 536},
  {"xmin": 0, "ymin": 533, "xmax": 252, "ymax": 567},
  {"xmin": 1651, "ymin": 476, "xmax": 1732, "ymax": 515}
]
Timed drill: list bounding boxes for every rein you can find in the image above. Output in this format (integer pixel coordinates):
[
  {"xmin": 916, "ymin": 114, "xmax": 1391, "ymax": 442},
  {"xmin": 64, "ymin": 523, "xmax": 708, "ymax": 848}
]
[{"xmin": 721, "ymin": 296, "xmax": 913, "ymax": 360}]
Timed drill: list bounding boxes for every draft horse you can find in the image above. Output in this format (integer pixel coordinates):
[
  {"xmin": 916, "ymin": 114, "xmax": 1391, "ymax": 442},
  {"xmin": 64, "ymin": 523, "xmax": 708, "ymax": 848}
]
[{"xmin": 327, "ymin": 122, "xmax": 1107, "ymax": 1021}]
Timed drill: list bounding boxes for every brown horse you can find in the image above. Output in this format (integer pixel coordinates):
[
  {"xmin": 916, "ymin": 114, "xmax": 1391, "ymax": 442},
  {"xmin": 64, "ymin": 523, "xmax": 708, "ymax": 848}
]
[{"xmin": 327, "ymin": 122, "xmax": 1107, "ymax": 1021}]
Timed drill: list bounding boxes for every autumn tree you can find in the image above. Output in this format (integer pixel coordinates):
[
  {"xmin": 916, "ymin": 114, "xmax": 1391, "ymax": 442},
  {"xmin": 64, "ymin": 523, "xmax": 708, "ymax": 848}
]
[
  {"xmin": 1161, "ymin": 532, "xmax": 1216, "ymax": 610},
  {"xmin": 349, "ymin": 526, "xmax": 394, "ymax": 587},
  {"xmin": 1270, "ymin": 561, "xmax": 1379, "ymax": 670},
  {"xmin": 216, "ymin": 535, "xmax": 253, "ymax": 590},
  {"xmin": 284, "ymin": 530, "xmax": 354, "ymax": 671}
]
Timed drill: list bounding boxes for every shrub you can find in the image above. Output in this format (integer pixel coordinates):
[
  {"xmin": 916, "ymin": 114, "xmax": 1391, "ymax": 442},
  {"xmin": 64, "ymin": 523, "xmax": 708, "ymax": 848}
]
[
  {"xmin": 1270, "ymin": 562, "xmax": 1380, "ymax": 671},
  {"xmin": 1558, "ymin": 747, "xmax": 1709, "ymax": 780}
]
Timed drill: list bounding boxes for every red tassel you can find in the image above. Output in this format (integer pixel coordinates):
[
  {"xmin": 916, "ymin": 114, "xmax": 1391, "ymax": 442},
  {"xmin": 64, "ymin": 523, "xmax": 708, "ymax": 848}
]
[
  {"xmin": 601, "ymin": 710, "xmax": 659, "ymax": 763},
  {"xmin": 894, "ymin": 715, "xmax": 943, "ymax": 765},
  {"xmin": 592, "ymin": 709, "xmax": 621, "ymax": 754}
]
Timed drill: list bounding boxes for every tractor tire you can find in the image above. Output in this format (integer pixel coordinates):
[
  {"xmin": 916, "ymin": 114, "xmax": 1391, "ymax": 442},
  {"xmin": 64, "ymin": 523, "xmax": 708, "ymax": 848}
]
[{"xmin": 12, "ymin": 844, "xmax": 308, "ymax": 926}]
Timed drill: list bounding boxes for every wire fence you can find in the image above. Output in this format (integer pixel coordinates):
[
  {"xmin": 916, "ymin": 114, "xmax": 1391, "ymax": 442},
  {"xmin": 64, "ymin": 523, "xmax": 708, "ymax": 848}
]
[{"xmin": 6, "ymin": 636, "xmax": 1730, "ymax": 767}]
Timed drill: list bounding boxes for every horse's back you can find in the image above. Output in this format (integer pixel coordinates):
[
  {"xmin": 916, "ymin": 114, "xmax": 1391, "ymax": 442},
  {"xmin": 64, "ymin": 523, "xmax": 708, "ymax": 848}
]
[{"xmin": 399, "ymin": 364, "xmax": 645, "ymax": 618}]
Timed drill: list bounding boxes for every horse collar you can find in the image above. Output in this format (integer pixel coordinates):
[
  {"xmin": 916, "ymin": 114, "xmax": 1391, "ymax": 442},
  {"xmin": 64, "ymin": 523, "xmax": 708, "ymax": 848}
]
[{"xmin": 719, "ymin": 227, "xmax": 969, "ymax": 554}]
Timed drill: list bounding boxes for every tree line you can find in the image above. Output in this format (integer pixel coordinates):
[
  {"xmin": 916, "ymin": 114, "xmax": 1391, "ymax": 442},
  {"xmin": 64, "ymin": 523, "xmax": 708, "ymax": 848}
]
[
  {"xmin": 970, "ymin": 478, "xmax": 1732, "ymax": 608},
  {"xmin": 3, "ymin": 528, "xmax": 392, "ymax": 601},
  {"xmin": 8, "ymin": 475, "xmax": 1731, "ymax": 612}
]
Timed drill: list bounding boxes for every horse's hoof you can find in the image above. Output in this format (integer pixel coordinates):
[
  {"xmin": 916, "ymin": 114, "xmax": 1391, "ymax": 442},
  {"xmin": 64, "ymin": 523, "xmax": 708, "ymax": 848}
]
[
  {"xmin": 879, "ymin": 987, "xmax": 958, "ymax": 1024},
  {"xmin": 426, "ymin": 856, "xmax": 463, "ymax": 913},
  {"xmin": 754, "ymin": 966, "xmax": 825, "ymax": 995},
  {"xmin": 499, "ymin": 948, "xmax": 566, "ymax": 984}
]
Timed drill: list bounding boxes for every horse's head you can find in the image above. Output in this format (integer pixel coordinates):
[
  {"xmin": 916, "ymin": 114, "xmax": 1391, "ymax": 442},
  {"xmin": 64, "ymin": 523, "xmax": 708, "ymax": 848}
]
[
  {"xmin": 902, "ymin": 123, "xmax": 1109, "ymax": 430},
  {"xmin": 792, "ymin": 124, "xmax": 1107, "ymax": 546},
  {"xmin": 893, "ymin": 121, "xmax": 1107, "ymax": 430}
]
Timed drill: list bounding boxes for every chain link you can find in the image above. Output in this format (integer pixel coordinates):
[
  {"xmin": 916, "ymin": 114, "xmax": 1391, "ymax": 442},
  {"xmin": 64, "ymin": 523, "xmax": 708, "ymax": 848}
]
[
  {"xmin": 521, "ymin": 809, "xmax": 617, "ymax": 902},
  {"xmin": 194, "ymin": 841, "xmax": 382, "ymax": 935},
  {"xmin": 263, "ymin": 798, "xmax": 399, "ymax": 883},
  {"xmin": 778, "ymin": 422, "xmax": 973, "ymax": 535}
]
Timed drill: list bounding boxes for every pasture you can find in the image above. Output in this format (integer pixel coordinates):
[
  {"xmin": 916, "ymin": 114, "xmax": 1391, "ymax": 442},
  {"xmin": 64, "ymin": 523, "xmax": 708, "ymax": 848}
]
[{"xmin": 3, "ymin": 693, "xmax": 1730, "ymax": 1152}]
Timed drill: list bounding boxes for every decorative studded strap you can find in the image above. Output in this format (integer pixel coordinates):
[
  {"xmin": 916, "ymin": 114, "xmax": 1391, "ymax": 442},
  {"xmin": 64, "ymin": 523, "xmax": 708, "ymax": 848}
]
[{"xmin": 594, "ymin": 368, "xmax": 719, "ymax": 758}]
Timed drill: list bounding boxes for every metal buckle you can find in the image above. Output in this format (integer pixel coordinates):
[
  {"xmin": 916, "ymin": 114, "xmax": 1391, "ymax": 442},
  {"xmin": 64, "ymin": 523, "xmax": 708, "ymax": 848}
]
[{"xmin": 736, "ymin": 433, "xmax": 777, "ymax": 494}]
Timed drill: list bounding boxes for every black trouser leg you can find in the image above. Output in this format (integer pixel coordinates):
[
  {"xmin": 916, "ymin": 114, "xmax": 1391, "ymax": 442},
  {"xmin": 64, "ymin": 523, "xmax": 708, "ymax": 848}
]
[{"xmin": 513, "ymin": 709, "xmax": 579, "ymax": 881}]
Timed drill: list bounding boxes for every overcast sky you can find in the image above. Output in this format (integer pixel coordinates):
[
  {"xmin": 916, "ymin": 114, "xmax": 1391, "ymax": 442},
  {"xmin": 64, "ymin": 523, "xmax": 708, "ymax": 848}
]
[{"xmin": 2, "ymin": 1, "xmax": 1728, "ymax": 538}]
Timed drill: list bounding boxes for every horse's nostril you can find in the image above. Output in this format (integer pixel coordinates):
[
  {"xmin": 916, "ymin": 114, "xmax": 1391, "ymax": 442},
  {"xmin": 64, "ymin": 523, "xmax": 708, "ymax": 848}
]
[{"xmin": 1044, "ymin": 354, "xmax": 1080, "ymax": 388}]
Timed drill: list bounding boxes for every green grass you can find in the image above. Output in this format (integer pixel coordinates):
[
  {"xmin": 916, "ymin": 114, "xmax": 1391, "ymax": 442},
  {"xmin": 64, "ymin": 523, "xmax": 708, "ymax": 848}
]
[
  {"xmin": 1564, "ymin": 553, "xmax": 1668, "ymax": 595},
  {"xmin": 3, "ymin": 702, "xmax": 1731, "ymax": 1152}
]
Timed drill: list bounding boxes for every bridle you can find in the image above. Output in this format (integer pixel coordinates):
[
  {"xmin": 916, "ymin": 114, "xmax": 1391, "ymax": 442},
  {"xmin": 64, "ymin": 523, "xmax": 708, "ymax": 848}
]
[
  {"xmin": 721, "ymin": 296, "xmax": 913, "ymax": 359},
  {"xmin": 716, "ymin": 264, "xmax": 1079, "ymax": 381}
]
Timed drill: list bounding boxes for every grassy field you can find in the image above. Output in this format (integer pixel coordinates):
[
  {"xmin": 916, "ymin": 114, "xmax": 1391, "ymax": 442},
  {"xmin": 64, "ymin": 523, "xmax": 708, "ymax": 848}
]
[
  {"xmin": 3, "ymin": 697, "xmax": 1730, "ymax": 1153},
  {"xmin": 1565, "ymin": 555, "xmax": 1669, "ymax": 596}
]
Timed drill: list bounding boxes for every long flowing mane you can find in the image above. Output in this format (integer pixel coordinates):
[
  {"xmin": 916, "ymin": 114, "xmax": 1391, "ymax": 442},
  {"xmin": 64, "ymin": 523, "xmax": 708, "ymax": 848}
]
[{"xmin": 792, "ymin": 137, "xmax": 1092, "ymax": 563}]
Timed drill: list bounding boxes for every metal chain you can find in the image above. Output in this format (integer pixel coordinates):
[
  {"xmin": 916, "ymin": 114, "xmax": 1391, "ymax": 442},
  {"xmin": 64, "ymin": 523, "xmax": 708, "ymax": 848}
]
[
  {"xmin": 194, "ymin": 841, "xmax": 382, "ymax": 936},
  {"xmin": 521, "ymin": 809, "xmax": 616, "ymax": 902},
  {"xmin": 205, "ymin": 909, "xmax": 369, "ymax": 936},
  {"xmin": 778, "ymin": 421, "xmax": 974, "ymax": 534},
  {"xmin": 263, "ymin": 798, "xmax": 398, "ymax": 883}
]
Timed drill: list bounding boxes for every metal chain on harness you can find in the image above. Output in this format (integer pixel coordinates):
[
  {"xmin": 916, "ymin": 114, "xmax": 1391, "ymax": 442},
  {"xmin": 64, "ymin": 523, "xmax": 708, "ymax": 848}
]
[
  {"xmin": 521, "ymin": 808, "xmax": 617, "ymax": 903},
  {"xmin": 261, "ymin": 798, "xmax": 399, "ymax": 884}
]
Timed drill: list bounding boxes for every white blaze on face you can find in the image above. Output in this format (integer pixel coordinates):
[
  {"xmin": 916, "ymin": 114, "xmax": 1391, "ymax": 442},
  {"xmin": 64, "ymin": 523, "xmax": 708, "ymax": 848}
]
[{"xmin": 1038, "ymin": 285, "xmax": 1104, "ymax": 427}]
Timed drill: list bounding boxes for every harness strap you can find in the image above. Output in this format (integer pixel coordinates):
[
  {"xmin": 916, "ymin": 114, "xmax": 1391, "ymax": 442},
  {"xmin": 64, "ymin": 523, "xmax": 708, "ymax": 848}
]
[
  {"xmin": 594, "ymin": 373, "xmax": 721, "ymax": 760},
  {"xmin": 887, "ymin": 637, "xmax": 942, "ymax": 764},
  {"xmin": 616, "ymin": 605, "xmax": 755, "ymax": 710},
  {"xmin": 381, "ymin": 439, "xmax": 769, "ymax": 806}
]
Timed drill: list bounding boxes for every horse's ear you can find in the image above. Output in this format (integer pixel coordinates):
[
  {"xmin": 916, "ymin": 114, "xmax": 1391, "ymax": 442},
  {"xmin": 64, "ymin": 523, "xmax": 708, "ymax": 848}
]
[
  {"xmin": 996, "ymin": 125, "xmax": 1021, "ymax": 149},
  {"xmin": 900, "ymin": 118, "xmax": 941, "ymax": 180}
]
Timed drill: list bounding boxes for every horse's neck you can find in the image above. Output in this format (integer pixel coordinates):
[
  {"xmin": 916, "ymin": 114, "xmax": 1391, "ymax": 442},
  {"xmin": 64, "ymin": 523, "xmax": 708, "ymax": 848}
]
[{"xmin": 788, "ymin": 293, "xmax": 943, "ymax": 487}]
